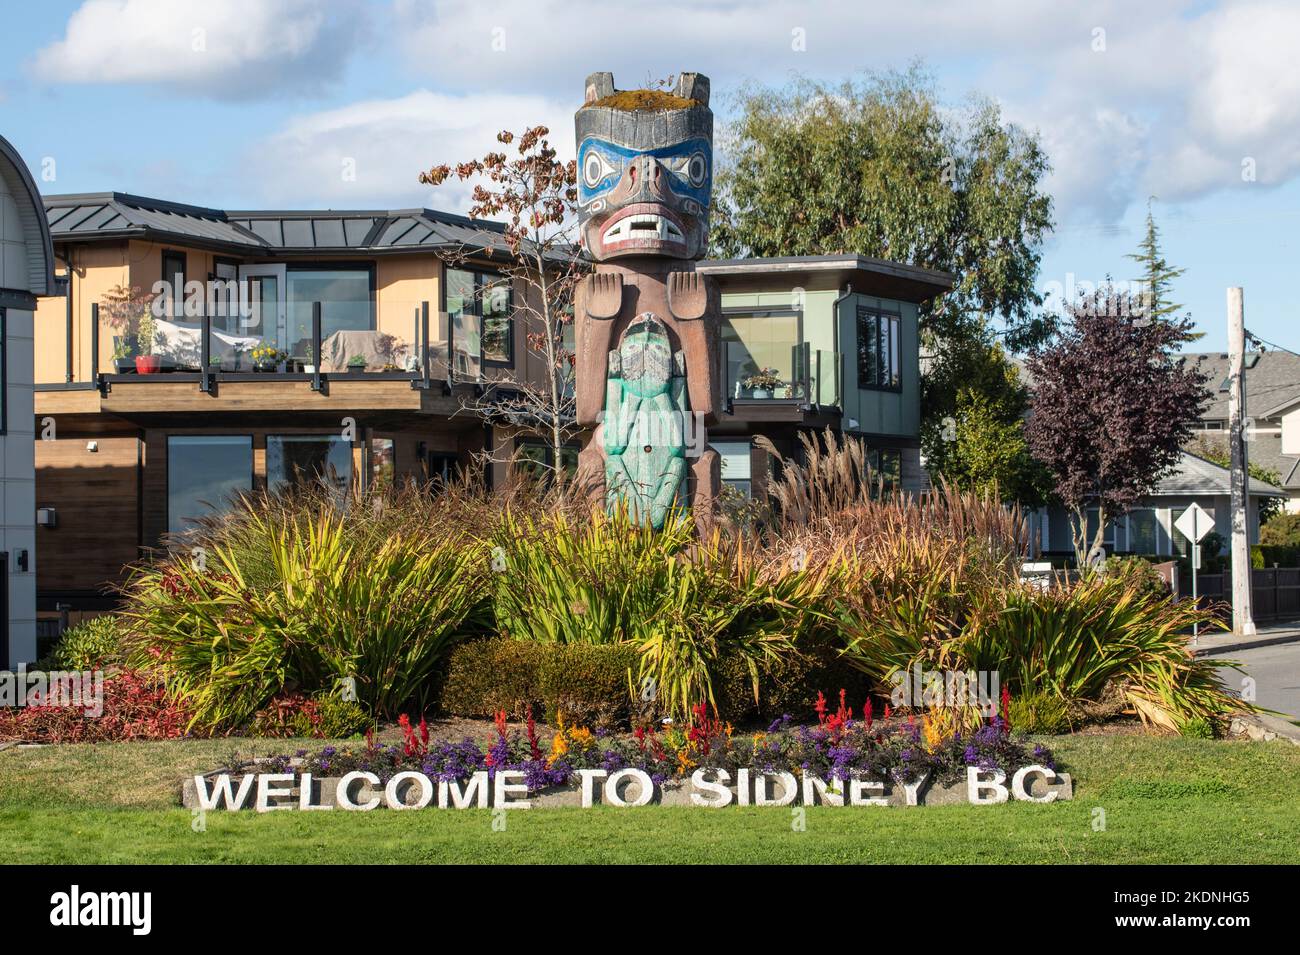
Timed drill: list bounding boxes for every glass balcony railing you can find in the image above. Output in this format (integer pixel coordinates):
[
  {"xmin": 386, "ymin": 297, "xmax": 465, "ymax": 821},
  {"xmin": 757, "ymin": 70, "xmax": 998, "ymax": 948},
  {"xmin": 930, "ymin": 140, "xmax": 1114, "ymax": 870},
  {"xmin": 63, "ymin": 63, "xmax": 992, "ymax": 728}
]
[
  {"xmin": 94, "ymin": 299, "xmax": 451, "ymax": 388},
  {"xmin": 725, "ymin": 341, "xmax": 841, "ymax": 409}
]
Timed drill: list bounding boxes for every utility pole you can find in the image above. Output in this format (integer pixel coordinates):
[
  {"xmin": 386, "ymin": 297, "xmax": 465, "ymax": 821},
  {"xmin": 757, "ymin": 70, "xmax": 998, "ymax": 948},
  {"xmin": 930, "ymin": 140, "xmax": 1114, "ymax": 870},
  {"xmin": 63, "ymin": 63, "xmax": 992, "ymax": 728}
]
[{"xmin": 1227, "ymin": 287, "xmax": 1256, "ymax": 636}]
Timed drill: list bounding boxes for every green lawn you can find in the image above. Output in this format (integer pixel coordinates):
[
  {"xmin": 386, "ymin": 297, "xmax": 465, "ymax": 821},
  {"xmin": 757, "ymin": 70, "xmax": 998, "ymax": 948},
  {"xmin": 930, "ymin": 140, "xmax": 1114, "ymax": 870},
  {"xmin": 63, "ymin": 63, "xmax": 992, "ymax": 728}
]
[{"xmin": 1, "ymin": 735, "xmax": 1297, "ymax": 863}]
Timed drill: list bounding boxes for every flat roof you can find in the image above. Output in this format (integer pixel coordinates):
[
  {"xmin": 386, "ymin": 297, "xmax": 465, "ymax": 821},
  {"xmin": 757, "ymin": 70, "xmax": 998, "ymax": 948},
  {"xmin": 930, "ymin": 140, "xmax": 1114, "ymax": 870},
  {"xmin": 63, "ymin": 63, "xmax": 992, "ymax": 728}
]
[{"xmin": 698, "ymin": 254, "xmax": 954, "ymax": 304}]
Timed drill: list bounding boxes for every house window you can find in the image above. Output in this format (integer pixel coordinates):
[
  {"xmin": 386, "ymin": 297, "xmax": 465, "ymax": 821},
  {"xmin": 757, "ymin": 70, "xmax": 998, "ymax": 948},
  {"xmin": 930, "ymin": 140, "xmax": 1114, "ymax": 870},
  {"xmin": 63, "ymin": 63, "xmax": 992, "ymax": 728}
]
[
  {"xmin": 427, "ymin": 452, "xmax": 462, "ymax": 488},
  {"xmin": 448, "ymin": 268, "xmax": 513, "ymax": 377},
  {"xmin": 856, "ymin": 306, "xmax": 900, "ymax": 390},
  {"xmin": 370, "ymin": 437, "xmax": 395, "ymax": 490},
  {"xmin": 866, "ymin": 448, "xmax": 902, "ymax": 489},
  {"xmin": 267, "ymin": 434, "xmax": 353, "ymax": 497},
  {"xmin": 166, "ymin": 435, "xmax": 253, "ymax": 535},
  {"xmin": 513, "ymin": 440, "xmax": 578, "ymax": 485},
  {"xmin": 1127, "ymin": 508, "xmax": 1158, "ymax": 554},
  {"xmin": 161, "ymin": 250, "xmax": 186, "ymax": 320},
  {"xmin": 723, "ymin": 311, "xmax": 801, "ymax": 399},
  {"xmin": 1197, "ymin": 419, "xmax": 1225, "ymax": 431},
  {"xmin": 712, "ymin": 441, "xmax": 753, "ymax": 497}
]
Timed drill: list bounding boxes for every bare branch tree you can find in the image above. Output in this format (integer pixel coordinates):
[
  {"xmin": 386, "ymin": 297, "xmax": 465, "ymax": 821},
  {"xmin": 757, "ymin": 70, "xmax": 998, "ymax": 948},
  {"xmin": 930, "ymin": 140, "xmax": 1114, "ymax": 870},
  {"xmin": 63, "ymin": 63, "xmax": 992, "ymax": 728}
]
[{"xmin": 420, "ymin": 126, "xmax": 585, "ymax": 490}]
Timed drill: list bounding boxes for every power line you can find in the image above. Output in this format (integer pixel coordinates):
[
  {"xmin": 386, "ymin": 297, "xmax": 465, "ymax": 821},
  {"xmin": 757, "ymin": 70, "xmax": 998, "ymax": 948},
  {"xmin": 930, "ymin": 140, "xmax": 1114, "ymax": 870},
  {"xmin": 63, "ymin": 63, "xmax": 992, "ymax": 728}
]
[{"xmin": 1246, "ymin": 330, "xmax": 1300, "ymax": 358}]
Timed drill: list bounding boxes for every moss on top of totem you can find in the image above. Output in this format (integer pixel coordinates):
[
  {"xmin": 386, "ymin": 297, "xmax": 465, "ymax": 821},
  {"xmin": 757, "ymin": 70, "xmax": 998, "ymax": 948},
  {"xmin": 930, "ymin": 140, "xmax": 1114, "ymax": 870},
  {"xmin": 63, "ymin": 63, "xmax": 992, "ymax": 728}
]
[{"xmin": 586, "ymin": 89, "xmax": 699, "ymax": 111}]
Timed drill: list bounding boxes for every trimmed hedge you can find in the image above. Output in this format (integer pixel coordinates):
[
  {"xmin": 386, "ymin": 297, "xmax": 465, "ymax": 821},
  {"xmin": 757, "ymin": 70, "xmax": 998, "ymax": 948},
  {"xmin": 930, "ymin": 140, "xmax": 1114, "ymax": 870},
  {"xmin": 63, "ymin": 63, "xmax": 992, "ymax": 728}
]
[
  {"xmin": 438, "ymin": 638, "xmax": 861, "ymax": 729},
  {"xmin": 714, "ymin": 641, "xmax": 873, "ymax": 725},
  {"xmin": 439, "ymin": 639, "xmax": 640, "ymax": 728}
]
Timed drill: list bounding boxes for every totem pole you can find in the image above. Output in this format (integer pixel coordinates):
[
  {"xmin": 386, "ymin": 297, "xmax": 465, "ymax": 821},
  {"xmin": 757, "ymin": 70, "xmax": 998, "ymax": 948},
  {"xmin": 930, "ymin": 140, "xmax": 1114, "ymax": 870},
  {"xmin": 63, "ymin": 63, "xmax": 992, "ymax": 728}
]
[{"xmin": 573, "ymin": 71, "xmax": 721, "ymax": 529}]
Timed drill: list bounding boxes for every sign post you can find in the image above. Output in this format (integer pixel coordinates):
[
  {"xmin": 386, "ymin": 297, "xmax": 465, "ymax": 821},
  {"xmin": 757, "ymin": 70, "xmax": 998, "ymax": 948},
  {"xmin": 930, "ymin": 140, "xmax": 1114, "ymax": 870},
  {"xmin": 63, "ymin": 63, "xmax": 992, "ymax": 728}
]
[{"xmin": 1174, "ymin": 502, "xmax": 1214, "ymax": 643}]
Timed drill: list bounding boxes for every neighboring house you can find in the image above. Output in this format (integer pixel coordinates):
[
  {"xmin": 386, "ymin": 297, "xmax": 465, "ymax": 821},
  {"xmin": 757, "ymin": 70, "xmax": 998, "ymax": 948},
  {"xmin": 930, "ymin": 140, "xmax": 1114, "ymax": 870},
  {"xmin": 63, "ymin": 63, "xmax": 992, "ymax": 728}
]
[
  {"xmin": 34, "ymin": 191, "xmax": 550, "ymax": 622},
  {"xmin": 698, "ymin": 255, "xmax": 952, "ymax": 496},
  {"xmin": 1032, "ymin": 451, "xmax": 1284, "ymax": 560},
  {"xmin": 31, "ymin": 192, "xmax": 950, "ymax": 625},
  {"xmin": 0, "ymin": 136, "xmax": 56, "ymax": 666},
  {"xmin": 1183, "ymin": 350, "xmax": 1300, "ymax": 514}
]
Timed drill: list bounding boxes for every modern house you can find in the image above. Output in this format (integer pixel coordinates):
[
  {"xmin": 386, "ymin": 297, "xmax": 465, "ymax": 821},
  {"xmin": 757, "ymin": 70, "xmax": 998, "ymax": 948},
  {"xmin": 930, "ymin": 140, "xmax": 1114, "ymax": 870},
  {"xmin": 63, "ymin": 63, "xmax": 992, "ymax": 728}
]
[
  {"xmin": 1, "ymin": 135, "xmax": 56, "ymax": 667},
  {"xmin": 30, "ymin": 193, "xmax": 950, "ymax": 626},
  {"xmin": 34, "ymin": 191, "xmax": 549, "ymax": 623},
  {"xmin": 697, "ymin": 255, "xmax": 951, "ymax": 496}
]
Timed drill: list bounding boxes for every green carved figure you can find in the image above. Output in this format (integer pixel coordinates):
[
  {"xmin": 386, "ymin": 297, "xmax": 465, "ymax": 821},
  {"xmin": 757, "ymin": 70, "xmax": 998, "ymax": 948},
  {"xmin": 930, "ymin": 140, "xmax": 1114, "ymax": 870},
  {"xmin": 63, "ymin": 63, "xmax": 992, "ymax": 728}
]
[{"xmin": 603, "ymin": 314, "xmax": 688, "ymax": 528}]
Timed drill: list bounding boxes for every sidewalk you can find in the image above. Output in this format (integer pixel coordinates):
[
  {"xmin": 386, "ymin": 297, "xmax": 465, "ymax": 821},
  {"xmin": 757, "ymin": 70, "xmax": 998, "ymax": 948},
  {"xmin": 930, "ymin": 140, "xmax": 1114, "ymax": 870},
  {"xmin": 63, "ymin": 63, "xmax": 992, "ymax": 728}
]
[{"xmin": 1191, "ymin": 620, "xmax": 1300, "ymax": 657}]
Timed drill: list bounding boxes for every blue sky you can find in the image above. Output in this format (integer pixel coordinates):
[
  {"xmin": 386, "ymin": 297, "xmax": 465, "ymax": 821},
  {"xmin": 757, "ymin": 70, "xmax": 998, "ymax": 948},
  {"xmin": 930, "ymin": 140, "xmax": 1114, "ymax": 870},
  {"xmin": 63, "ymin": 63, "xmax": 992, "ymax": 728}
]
[{"xmin": 2, "ymin": 0, "xmax": 1297, "ymax": 353}]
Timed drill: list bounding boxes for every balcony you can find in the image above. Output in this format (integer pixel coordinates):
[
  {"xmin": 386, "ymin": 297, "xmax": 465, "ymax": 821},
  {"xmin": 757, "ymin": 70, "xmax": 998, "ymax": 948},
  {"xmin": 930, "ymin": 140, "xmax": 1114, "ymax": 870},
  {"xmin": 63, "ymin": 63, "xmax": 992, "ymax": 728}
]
[{"xmin": 724, "ymin": 340, "xmax": 841, "ymax": 420}]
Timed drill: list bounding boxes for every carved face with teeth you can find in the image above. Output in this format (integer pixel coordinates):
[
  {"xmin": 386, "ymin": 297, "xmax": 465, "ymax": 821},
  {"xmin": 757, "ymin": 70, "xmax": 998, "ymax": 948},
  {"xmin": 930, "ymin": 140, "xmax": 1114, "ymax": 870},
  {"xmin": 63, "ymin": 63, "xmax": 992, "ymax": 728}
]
[{"xmin": 575, "ymin": 72, "xmax": 713, "ymax": 261}]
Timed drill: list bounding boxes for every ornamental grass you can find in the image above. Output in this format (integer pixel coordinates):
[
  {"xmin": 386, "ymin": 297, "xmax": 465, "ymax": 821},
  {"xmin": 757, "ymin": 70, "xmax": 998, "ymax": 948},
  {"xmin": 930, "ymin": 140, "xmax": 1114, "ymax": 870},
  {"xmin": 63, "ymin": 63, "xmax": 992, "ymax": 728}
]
[{"xmin": 113, "ymin": 433, "xmax": 1247, "ymax": 737}]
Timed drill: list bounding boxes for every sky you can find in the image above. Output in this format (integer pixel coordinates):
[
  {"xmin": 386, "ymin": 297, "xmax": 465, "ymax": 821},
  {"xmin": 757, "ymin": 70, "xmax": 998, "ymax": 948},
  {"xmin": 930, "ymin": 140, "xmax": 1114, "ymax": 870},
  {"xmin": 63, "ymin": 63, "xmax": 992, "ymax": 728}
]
[{"xmin": 1, "ymin": 0, "xmax": 1297, "ymax": 353}]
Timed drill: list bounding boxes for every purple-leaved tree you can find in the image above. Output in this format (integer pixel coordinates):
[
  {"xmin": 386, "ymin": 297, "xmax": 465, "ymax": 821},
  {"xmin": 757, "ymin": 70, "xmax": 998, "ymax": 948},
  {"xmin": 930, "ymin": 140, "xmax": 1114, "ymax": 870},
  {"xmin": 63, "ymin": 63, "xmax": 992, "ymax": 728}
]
[{"xmin": 1025, "ymin": 287, "xmax": 1208, "ymax": 566}]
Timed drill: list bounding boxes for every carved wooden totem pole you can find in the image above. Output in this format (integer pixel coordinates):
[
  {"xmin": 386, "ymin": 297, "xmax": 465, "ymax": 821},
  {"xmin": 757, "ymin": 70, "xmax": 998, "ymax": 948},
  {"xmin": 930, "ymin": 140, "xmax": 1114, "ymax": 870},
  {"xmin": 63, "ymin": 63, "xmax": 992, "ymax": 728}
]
[{"xmin": 573, "ymin": 71, "xmax": 721, "ymax": 529}]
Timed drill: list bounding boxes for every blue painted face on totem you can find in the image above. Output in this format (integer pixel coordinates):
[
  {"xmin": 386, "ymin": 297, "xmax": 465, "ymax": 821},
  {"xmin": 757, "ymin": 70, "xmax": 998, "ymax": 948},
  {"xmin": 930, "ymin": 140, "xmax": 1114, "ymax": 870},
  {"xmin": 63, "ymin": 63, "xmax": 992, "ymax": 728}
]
[
  {"xmin": 575, "ymin": 135, "xmax": 712, "ymax": 260},
  {"xmin": 578, "ymin": 136, "xmax": 712, "ymax": 211}
]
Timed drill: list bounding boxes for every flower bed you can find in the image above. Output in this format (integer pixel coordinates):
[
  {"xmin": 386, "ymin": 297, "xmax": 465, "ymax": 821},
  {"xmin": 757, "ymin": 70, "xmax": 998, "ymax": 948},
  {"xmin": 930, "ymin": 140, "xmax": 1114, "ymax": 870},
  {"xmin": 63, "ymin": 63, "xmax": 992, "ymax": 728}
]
[{"xmin": 187, "ymin": 693, "xmax": 1063, "ymax": 811}]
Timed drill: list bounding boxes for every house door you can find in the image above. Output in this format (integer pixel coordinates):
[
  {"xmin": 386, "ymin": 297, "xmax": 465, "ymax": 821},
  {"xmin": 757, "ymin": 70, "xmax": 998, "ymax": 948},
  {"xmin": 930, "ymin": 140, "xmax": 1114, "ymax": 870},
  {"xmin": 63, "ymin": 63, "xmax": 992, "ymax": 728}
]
[{"xmin": 237, "ymin": 265, "xmax": 287, "ymax": 350}]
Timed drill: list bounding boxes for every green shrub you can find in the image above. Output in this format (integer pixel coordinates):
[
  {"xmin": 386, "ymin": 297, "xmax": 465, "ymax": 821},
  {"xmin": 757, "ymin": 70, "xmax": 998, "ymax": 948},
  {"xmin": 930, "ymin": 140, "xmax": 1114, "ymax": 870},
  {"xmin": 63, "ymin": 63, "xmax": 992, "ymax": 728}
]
[
  {"xmin": 296, "ymin": 694, "xmax": 372, "ymax": 738},
  {"xmin": 124, "ymin": 502, "xmax": 491, "ymax": 731},
  {"xmin": 1259, "ymin": 512, "xmax": 1300, "ymax": 548},
  {"xmin": 537, "ymin": 643, "xmax": 641, "ymax": 727},
  {"xmin": 959, "ymin": 575, "xmax": 1241, "ymax": 730},
  {"xmin": 440, "ymin": 639, "xmax": 640, "ymax": 728},
  {"xmin": 1007, "ymin": 690, "xmax": 1070, "ymax": 735},
  {"xmin": 715, "ymin": 641, "xmax": 872, "ymax": 724},
  {"xmin": 1178, "ymin": 715, "xmax": 1217, "ymax": 739},
  {"xmin": 439, "ymin": 638, "xmax": 546, "ymax": 719},
  {"xmin": 45, "ymin": 615, "xmax": 128, "ymax": 670},
  {"xmin": 1104, "ymin": 555, "xmax": 1170, "ymax": 601}
]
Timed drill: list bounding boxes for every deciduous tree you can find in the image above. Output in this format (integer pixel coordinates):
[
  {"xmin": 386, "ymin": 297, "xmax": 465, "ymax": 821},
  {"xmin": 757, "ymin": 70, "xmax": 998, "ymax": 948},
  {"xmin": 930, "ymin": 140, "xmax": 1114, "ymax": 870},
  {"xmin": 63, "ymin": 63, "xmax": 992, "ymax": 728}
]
[{"xmin": 1024, "ymin": 288, "xmax": 1208, "ymax": 565}]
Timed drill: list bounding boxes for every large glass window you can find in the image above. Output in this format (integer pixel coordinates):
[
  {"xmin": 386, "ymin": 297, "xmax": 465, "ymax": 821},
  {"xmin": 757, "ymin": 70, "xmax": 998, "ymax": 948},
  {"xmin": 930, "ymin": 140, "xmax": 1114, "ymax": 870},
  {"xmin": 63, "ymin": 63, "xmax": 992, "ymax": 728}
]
[
  {"xmin": 286, "ymin": 269, "xmax": 373, "ymax": 349},
  {"xmin": 448, "ymin": 268, "xmax": 513, "ymax": 377},
  {"xmin": 267, "ymin": 435, "xmax": 353, "ymax": 497},
  {"xmin": 856, "ymin": 306, "xmax": 900, "ymax": 389},
  {"xmin": 723, "ymin": 312, "xmax": 800, "ymax": 399},
  {"xmin": 167, "ymin": 435, "xmax": 253, "ymax": 535}
]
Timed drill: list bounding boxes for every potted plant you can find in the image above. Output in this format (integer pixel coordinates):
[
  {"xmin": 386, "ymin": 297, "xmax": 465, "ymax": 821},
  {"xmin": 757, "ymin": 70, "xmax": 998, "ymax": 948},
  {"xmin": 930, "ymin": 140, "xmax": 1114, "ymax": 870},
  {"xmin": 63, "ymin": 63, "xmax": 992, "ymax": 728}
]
[
  {"xmin": 134, "ymin": 307, "xmax": 162, "ymax": 374},
  {"xmin": 346, "ymin": 355, "xmax": 367, "ymax": 374},
  {"xmin": 251, "ymin": 342, "xmax": 286, "ymax": 372},
  {"xmin": 111, "ymin": 338, "xmax": 137, "ymax": 374},
  {"xmin": 100, "ymin": 284, "xmax": 152, "ymax": 374},
  {"xmin": 741, "ymin": 366, "xmax": 783, "ymax": 399},
  {"xmin": 302, "ymin": 344, "xmax": 316, "ymax": 375}
]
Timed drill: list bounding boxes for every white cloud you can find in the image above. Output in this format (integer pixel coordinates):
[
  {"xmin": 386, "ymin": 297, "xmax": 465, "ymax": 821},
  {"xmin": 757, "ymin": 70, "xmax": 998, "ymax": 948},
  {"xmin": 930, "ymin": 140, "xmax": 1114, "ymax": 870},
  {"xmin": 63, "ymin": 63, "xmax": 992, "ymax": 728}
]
[
  {"xmin": 387, "ymin": 0, "xmax": 1300, "ymax": 224},
  {"xmin": 30, "ymin": 0, "xmax": 367, "ymax": 98},
  {"xmin": 242, "ymin": 88, "xmax": 571, "ymax": 210}
]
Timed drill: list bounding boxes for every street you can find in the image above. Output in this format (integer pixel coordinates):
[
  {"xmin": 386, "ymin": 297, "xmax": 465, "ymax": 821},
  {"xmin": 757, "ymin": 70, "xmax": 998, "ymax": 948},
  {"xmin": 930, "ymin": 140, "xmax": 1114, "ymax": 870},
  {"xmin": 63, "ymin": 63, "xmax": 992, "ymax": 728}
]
[{"xmin": 1203, "ymin": 641, "xmax": 1300, "ymax": 722}]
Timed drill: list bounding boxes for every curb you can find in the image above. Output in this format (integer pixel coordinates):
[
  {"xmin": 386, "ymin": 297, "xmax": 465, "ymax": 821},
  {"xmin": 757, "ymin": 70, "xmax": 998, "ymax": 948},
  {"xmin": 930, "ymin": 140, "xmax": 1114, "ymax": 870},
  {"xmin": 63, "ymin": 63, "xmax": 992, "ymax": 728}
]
[{"xmin": 1192, "ymin": 631, "xmax": 1300, "ymax": 657}]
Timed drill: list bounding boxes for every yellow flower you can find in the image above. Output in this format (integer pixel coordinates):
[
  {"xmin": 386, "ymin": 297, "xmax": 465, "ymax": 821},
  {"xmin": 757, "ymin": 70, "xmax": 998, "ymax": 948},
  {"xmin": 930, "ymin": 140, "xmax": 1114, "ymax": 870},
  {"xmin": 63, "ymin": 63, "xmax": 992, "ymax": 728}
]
[
  {"xmin": 676, "ymin": 750, "xmax": 696, "ymax": 773},
  {"xmin": 548, "ymin": 732, "xmax": 568, "ymax": 766}
]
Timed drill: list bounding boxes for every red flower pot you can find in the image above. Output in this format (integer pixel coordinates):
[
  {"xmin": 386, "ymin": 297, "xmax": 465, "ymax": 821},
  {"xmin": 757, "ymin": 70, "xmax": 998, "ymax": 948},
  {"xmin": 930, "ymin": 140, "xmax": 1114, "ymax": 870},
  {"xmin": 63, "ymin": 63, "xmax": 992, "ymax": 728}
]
[{"xmin": 134, "ymin": 355, "xmax": 162, "ymax": 374}]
